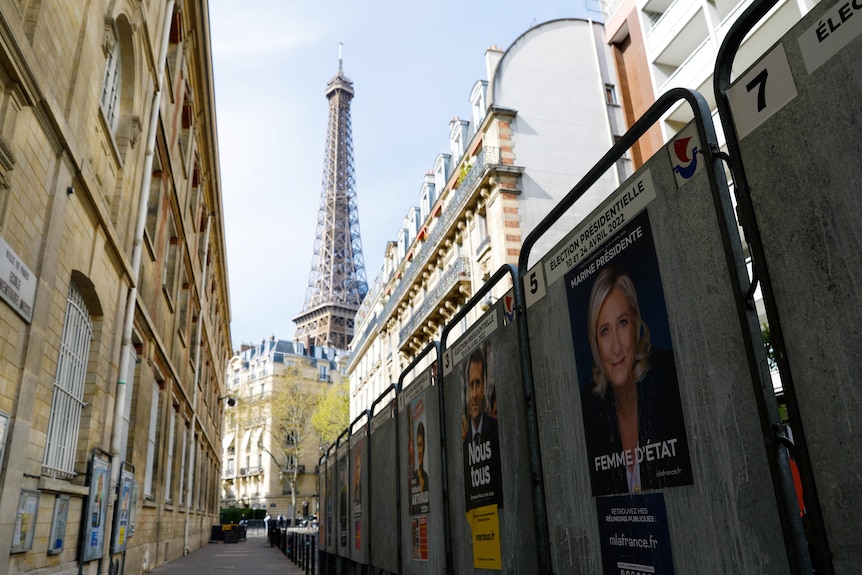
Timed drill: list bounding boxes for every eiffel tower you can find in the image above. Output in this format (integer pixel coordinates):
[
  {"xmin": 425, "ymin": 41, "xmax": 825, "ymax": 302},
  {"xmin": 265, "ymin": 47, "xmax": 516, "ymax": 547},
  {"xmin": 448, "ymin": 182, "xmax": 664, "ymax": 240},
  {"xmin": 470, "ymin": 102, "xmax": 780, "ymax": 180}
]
[{"xmin": 294, "ymin": 47, "xmax": 368, "ymax": 351}]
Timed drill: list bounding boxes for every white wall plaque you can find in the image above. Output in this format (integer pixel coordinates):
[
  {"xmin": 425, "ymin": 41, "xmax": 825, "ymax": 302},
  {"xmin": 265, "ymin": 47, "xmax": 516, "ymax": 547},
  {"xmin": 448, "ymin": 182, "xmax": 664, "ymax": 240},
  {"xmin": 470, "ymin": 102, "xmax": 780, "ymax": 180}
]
[{"xmin": 0, "ymin": 236, "xmax": 37, "ymax": 323}]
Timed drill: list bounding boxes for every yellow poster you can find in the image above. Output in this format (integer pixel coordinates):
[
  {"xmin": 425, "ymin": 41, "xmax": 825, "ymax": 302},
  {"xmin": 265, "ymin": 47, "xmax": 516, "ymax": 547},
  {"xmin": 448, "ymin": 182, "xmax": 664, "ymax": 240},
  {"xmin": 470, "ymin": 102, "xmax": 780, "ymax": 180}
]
[{"xmin": 467, "ymin": 504, "xmax": 501, "ymax": 570}]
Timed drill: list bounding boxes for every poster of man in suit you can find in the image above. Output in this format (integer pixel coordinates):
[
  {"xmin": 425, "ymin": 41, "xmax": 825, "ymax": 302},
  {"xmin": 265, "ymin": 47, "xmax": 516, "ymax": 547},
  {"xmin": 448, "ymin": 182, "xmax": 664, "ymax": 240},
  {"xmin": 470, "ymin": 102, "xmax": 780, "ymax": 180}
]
[{"xmin": 460, "ymin": 341, "xmax": 502, "ymax": 510}]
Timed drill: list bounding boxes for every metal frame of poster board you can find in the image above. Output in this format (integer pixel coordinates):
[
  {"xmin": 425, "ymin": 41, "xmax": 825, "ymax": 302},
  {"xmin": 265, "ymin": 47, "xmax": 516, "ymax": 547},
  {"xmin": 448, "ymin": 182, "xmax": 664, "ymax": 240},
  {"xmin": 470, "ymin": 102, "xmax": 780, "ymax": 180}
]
[
  {"xmin": 80, "ymin": 447, "xmax": 112, "ymax": 564},
  {"xmin": 111, "ymin": 461, "xmax": 135, "ymax": 554},
  {"xmin": 348, "ymin": 410, "xmax": 370, "ymax": 565},
  {"xmin": 440, "ymin": 263, "xmax": 549, "ymax": 574},
  {"xmin": 316, "ymin": 451, "xmax": 324, "ymax": 551},
  {"xmin": 11, "ymin": 488, "xmax": 39, "ymax": 553},
  {"xmin": 317, "ymin": 441, "xmax": 337, "ymax": 574},
  {"xmin": 322, "ymin": 442, "xmax": 336, "ymax": 573},
  {"xmin": 322, "ymin": 443, "xmax": 335, "ymax": 554},
  {"xmin": 48, "ymin": 493, "xmax": 71, "ymax": 555},
  {"xmin": 517, "ymin": 87, "xmax": 773, "ymax": 574},
  {"xmin": 368, "ymin": 384, "xmax": 397, "ymax": 573},
  {"xmin": 714, "ymin": 1, "xmax": 834, "ymax": 571},
  {"xmin": 396, "ymin": 342, "xmax": 448, "ymax": 574},
  {"xmin": 334, "ymin": 427, "xmax": 351, "ymax": 562}
]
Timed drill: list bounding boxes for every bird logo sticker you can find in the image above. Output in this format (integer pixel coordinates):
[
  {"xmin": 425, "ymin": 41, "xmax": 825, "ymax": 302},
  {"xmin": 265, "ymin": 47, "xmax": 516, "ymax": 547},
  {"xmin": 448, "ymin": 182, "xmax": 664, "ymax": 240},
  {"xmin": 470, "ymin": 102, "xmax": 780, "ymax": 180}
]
[
  {"xmin": 502, "ymin": 293, "xmax": 515, "ymax": 326},
  {"xmin": 667, "ymin": 127, "xmax": 704, "ymax": 187}
]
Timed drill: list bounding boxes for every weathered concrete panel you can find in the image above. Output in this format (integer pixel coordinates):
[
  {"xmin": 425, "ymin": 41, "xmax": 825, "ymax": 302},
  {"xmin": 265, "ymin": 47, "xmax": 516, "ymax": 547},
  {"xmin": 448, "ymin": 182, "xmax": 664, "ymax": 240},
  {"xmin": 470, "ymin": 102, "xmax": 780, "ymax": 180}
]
[
  {"xmin": 399, "ymin": 365, "xmax": 445, "ymax": 574},
  {"xmin": 732, "ymin": 1, "xmax": 862, "ymax": 569},
  {"xmin": 442, "ymin": 304, "xmax": 538, "ymax": 573},
  {"xmin": 334, "ymin": 447, "xmax": 349, "ymax": 557},
  {"xmin": 349, "ymin": 425, "xmax": 368, "ymax": 565},
  {"xmin": 369, "ymin": 402, "xmax": 399, "ymax": 574},
  {"xmin": 321, "ymin": 455, "xmax": 333, "ymax": 553},
  {"xmin": 527, "ymin": 123, "xmax": 787, "ymax": 572}
]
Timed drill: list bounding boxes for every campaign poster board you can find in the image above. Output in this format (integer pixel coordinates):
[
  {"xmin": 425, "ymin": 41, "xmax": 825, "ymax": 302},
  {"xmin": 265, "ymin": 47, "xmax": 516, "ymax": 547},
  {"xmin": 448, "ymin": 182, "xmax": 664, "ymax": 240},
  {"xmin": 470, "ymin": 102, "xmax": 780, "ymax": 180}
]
[
  {"xmin": 318, "ymin": 455, "xmax": 327, "ymax": 553},
  {"xmin": 399, "ymin": 363, "xmax": 445, "ymax": 573},
  {"xmin": 369, "ymin": 398, "xmax": 398, "ymax": 574},
  {"xmin": 442, "ymin": 302, "xmax": 537, "ymax": 572},
  {"xmin": 349, "ymin": 426, "xmax": 368, "ymax": 564},
  {"xmin": 566, "ymin": 207, "xmax": 693, "ymax": 496},
  {"xmin": 112, "ymin": 467, "xmax": 134, "ymax": 552},
  {"xmin": 336, "ymin": 447, "xmax": 349, "ymax": 554},
  {"xmin": 524, "ymin": 122, "xmax": 789, "ymax": 572},
  {"xmin": 81, "ymin": 455, "xmax": 111, "ymax": 562},
  {"xmin": 11, "ymin": 489, "xmax": 39, "ymax": 553},
  {"xmin": 596, "ymin": 493, "xmax": 674, "ymax": 574},
  {"xmin": 48, "ymin": 494, "xmax": 71, "ymax": 555},
  {"xmin": 324, "ymin": 453, "xmax": 334, "ymax": 552},
  {"xmin": 725, "ymin": 1, "xmax": 862, "ymax": 569}
]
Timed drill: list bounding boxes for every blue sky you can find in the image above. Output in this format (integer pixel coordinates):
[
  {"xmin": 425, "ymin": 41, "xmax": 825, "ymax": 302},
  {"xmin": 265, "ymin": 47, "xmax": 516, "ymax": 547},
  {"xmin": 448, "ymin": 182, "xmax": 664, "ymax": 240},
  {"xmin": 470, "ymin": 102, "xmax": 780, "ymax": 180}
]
[{"xmin": 210, "ymin": 1, "xmax": 603, "ymax": 348}]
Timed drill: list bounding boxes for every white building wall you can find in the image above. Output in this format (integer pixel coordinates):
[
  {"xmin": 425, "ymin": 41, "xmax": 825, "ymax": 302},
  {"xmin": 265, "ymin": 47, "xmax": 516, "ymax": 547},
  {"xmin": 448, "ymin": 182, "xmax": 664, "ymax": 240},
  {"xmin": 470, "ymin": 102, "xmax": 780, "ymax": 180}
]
[
  {"xmin": 634, "ymin": 0, "xmax": 820, "ymax": 138},
  {"xmin": 348, "ymin": 19, "xmax": 628, "ymax": 419},
  {"xmin": 491, "ymin": 19, "xmax": 625, "ymax": 264}
]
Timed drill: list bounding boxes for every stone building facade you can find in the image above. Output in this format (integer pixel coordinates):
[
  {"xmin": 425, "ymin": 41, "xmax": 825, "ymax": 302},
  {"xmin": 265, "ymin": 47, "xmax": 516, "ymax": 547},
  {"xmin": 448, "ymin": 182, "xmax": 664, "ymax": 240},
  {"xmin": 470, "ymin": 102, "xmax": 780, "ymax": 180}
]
[
  {"xmin": 221, "ymin": 338, "xmax": 346, "ymax": 521},
  {"xmin": 348, "ymin": 19, "xmax": 629, "ymax": 416},
  {"xmin": 0, "ymin": 2, "xmax": 231, "ymax": 575}
]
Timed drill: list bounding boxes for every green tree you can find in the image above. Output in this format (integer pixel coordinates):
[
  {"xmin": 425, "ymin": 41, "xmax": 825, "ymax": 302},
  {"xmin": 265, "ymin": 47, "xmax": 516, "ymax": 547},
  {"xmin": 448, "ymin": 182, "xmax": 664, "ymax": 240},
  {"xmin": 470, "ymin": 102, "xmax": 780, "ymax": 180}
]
[
  {"xmin": 312, "ymin": 380, "xmax": 349, "ymax": 449},
  {"xmin": 271, "ymin": 368, "xmax": 319, "ymax": 514},
  {"xmin": 236, "ymin": 366, "xmax": 318, "ymax": 515}
]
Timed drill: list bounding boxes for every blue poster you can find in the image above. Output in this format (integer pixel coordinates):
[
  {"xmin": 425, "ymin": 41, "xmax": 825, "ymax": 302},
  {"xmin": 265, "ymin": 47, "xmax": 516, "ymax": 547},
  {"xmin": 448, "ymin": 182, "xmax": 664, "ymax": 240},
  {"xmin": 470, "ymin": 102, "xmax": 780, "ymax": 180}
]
[
  {"xmin": 113, "ymin": 468, "xmax": 133, "ymax": 551},
  {"xmin": 82, "ymin": 457, "xmax": 111, "ymax": 561},
  {"xmin": 596, "ymin": 493, "xmax": 674, "ymax": 574}
]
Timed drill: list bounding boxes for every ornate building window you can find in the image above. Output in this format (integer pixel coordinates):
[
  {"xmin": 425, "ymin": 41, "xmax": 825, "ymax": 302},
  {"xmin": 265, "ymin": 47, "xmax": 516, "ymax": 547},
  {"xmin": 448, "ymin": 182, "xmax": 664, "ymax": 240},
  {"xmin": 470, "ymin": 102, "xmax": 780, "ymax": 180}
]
[
  {"xmin": 145, "ymin": 150, "xmax": 165, "ymax": 250},
  {"xmin": 434, "ymin": 153, "xmax": 450, "ymax": 193},
  {"xmin": 100, "ymin": 15, "xmax": 140, "ymax": 156},
  {"xmin": 144, "ymin": 383, "xmax": 160, "ymax": 497},
  {"xmin": 449, "ymin": 118, "xmax": 469, "ymax": 164},
  {"xmin": 100, "ymin": 22, "xmax": 121, "ymax": 133},
  {"xmin": 42, "ymin": 283, "xmax": 93, "ymax": 478},
  {"xmin": 165, "ymin": 402, "xmax": 178, "ymax": 501},
  {"xmin": 162, "ymin": 217, "xmax": 180, "ymax": 303},
  {"xmin": 420, "ymin": 179, "xmax": 435, "ymax": 222},
  {"xmin": 470, "ymin": 80, "xmax": 488, "ymax": 132},
  {"xmin": 397, "ymin": 227, "xmax": 409, "ymax": 261},
  {"xmin": 179, "ymin": 423, "xmax": 189, "ymax": 504}
]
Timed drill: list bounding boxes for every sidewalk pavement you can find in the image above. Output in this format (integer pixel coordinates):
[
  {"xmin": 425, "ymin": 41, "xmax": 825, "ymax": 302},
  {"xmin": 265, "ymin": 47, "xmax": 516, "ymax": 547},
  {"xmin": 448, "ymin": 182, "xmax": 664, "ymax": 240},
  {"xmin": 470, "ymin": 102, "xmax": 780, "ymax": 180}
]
[{"xmin": 148, "ymin": 530, "xmax": 309, "ymax": 574}]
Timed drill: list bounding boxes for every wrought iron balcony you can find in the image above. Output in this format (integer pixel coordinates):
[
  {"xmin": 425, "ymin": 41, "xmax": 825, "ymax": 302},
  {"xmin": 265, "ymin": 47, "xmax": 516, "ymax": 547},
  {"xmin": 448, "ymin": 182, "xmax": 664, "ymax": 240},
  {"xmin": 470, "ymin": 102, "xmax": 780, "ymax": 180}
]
[
  {"xmin": 376, "ymin": 147, "xmax": 500, "ymax": 332},
  {"xmin": 398, "ymin": 257, "xmax": 471, "ymax": 344}
]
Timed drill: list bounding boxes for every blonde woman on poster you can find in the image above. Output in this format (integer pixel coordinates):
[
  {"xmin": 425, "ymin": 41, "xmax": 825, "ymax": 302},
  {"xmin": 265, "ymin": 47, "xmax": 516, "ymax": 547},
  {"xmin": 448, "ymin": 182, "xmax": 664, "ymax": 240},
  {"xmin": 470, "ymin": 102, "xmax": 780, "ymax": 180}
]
[{"xmin": 579, "ymin": 264, "xmax": 692, "ymax": 495}]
